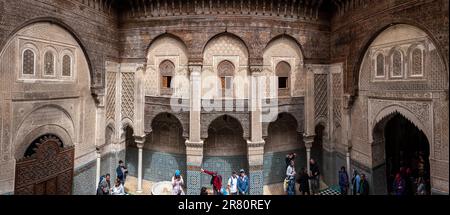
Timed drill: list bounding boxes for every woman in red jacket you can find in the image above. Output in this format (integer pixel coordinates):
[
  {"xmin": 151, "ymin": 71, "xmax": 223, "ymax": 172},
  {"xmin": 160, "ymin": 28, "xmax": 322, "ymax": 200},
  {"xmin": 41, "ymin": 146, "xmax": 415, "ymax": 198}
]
[{"xmin": 201, "ymin": 168, "xmax": 223, "ymax": 195}]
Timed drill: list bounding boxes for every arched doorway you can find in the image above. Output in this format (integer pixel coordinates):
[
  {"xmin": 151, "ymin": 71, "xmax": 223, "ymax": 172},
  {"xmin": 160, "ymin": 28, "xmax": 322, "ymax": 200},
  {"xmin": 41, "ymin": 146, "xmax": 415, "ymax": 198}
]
[
  {"xmin": 264, "ymin": 113, "xmax": 303, "ymax": 186},
  {"xmin": 124, "ymin": 126, "xmax": 136, "ymax": 178},
  {"xmin": 15, "ymin": 134, "xmax": 74, "ymax": 195},
  {"xmin": 373, "ymin": 113, "xmax": 431, "ymax": 195},
  {"xmin": 202, "ymin": 115, "xmax": 248, "ymax": 189},
  {"xmin": 144, "ymin": 113, "xmax": 186, "ymax": 182}
]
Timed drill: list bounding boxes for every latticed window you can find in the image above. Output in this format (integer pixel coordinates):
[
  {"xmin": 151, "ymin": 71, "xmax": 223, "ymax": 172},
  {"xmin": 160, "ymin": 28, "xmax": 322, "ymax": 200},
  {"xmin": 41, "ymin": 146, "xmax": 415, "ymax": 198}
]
[
  {"xmin": 411, "ymin": 48, "xmax": 423, "ymax": 76},
  {"xmin": 218, "ymin": 60, "xmax": 235, "ymax": 97},
  {"xmin": 276, "ymin": 61, "xmax": 291, "ymax": 89},
  {"xmin": 22, "ymin": 49, "xmax": 35, "ymax": 75},
  {"xmin": 392, "ymin": 50, "xmax": 403, "ymax": 77},
  {"xmin": 376, "ymin": 54, "xmax": 384, "ymax": 77},
  {"xmin": 62, "ymin": 55, "xmax": 72, "ymax": 77},
  {"xmin": 160, "ymin": 60, "xmax": 175, "ymax": 89},
  {"xmin": 44, "ymin": 51, "xmax": 55, "ymax": 76}
]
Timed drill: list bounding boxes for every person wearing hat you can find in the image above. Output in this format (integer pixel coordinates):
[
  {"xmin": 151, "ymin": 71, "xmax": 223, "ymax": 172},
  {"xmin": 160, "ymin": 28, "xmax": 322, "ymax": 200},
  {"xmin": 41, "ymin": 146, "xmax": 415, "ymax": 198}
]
[
  {"xmin": 227, "ymin": 171, "xmax": 238, "ymax": 195},
  {"xmin": 237, "ymin": 169, "xmax": 249, "ymax": 195},
  {"xmin": 172, "ymin": 169, "xmax": 185, "ymax": 195}
]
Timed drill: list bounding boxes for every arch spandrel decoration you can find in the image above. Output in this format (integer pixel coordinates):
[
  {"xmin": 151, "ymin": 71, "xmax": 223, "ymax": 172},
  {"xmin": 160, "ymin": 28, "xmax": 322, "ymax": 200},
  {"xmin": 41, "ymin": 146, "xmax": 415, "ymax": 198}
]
[{"xmin": 368, "ymin": 99, "xmax": 432, "ymax": 143}]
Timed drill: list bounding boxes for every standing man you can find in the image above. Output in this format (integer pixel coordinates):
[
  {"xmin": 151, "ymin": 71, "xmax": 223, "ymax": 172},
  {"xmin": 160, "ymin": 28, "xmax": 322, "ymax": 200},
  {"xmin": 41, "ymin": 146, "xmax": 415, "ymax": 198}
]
[
  {"xmin": 227, "ymin": 171, "xmax": 238, "ymax": 195},
  {"xmin": 359, "ymin": 174, "xmax": 370, "ymax": 195},
  {"xmin": 286, "ymin": 160, "xmax": 296, "ymax": 195},
  {"xmin": 338, "ymin": 166, "xmax": 349, "ymax": 195},
  {"xmin": 116, "ymin": 160, "xmax": 128, "ymax": 186},
  {"xmin": 309, "ymin": 158, "xmax": 320, "ymax": 194},
  {"xmin": 237, "ymin": 169, "xmax": 249, "ymax": 195},
  {"xmin": 201, "ymin": 168, "xmax": 223, "ymax": 195},
  {"xmin": 97, "ymin": 173, "xmax": 111, "ymax": 195}
]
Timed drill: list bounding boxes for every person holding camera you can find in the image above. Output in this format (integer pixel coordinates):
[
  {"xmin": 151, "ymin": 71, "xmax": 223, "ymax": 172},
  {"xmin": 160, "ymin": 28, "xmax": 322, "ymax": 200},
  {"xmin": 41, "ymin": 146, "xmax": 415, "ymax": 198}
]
[{"xmin": 116, "ymin": 160, "xmax": 128, "ymax": 186}]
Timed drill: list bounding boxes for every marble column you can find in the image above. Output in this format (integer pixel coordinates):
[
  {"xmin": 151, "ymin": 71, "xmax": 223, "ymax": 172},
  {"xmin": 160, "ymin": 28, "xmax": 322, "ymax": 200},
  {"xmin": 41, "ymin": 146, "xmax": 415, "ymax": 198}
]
[
  {"xmin": 135, "ymin": 135, "xmax": 146, "ymax": 194},
  {"xmin": 304, "ymin": 134, "xmax": 314, "ymax": 193},
  {"xmin": 186, "ymin": 64, "xmax": 204, "ymax": 195},
  {"xmin": 247, "ymin": 66, "xmax": 265, "ymax": 195},
  {"xmin": 95, "ymin": 147, "xmax": 101, "ymax": 190},
  {"xmin": 343, "ymin": 94, "xmax": 354, "ymax": 178}
]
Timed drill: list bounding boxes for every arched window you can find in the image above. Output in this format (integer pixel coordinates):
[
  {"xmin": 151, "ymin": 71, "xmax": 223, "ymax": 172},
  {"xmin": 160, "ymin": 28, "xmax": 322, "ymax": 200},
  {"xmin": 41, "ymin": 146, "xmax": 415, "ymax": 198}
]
[
  {"xmin": 62, "ymin": 55, "xmax": 72, "ymax": 77},
  {"xmin": 411, "ymin": 48, "xmax": 423, "ymax": 76},
  {"xmin": 44, "ymin": 51, "xmax": 55, "ymax": 76},
  {"xmin": 375, "ymin": 53, "xmax": 385, "ymax": 77},
  {"xmin": 391, "ymin": 50, "xmax": 403, "ymax": 78},
  {"xmin": 217, "ymin": 60, "xmax": 235, "ymax": 97},
  {"xmin": 276, "ymin": 61, "xmax": 291, "ymax": 90},
  {"xmin": 22, "ymin": 49, "xmax": 35, "ymax": 75},
  {"xmin": 159, "ymin": 60, "xmax": 175, "ymax": 95}
]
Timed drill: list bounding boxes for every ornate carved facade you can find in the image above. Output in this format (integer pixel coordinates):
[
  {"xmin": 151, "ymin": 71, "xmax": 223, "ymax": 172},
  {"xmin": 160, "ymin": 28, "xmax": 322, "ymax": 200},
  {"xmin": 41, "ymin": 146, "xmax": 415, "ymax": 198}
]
[{"xmin": 0, "ymin": 0, "xmax": 447, "ymax": 195}]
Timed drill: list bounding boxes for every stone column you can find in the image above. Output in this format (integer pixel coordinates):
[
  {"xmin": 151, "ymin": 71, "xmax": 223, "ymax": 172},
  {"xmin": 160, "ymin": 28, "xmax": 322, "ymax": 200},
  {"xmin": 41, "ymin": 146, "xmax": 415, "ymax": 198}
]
[
  {"xmin": 304, "ymin": 134, "xmax": 314, "ymax": 193},
  {"xmin": 343, "ymin": 94, "xmax": 354, "ymax": 177},
  {"xmin": 247, "ymin": 66, "xmax": 265, "ymax": 195},
  {"xmin": 186, "ymin": 63, "xmax": 204, "ymax": 195},
  {"xmin": 135, "ymin": 135, "xmax": 146, "ymax": 194},
  {"xmin": 95, "ymin": 147, "xmax": 101, "ymax": 190}
]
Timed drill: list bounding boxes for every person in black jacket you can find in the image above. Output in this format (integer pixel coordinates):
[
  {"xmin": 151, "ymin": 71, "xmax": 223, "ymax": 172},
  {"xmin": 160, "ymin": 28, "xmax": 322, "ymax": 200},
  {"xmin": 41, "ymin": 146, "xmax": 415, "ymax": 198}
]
[
  {"xmin": 297, "ymin": 167, "xmax": 310, "ymax": 195},
  {"xmin": 285, "ymin": 153, "xmax": 297, "ymax": 169},
  {"xmin": 309, "ymin": 158, "xmax": 320, "ymax": 194},
  {"xmin": 359, "ymin": 174, "xmax": 370, "ymax": 195}
]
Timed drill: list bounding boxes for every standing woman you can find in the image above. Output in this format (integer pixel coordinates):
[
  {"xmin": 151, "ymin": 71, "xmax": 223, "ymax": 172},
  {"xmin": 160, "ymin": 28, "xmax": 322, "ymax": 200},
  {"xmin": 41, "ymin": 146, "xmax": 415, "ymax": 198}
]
[
  {"xmin": 286, "ymin": 160, "xmax": 296, "ymax": 195},
  {"xmin": 172, "ymin": 170, "xmax": 185, "ymax": 195}
]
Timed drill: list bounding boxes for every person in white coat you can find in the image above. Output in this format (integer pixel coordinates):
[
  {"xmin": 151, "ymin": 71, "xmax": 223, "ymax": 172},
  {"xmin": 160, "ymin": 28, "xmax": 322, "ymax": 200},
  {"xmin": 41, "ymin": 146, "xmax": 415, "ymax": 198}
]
[{"xmin": 172, "ymin": 170, "xmax": 185, "ymax": 195}]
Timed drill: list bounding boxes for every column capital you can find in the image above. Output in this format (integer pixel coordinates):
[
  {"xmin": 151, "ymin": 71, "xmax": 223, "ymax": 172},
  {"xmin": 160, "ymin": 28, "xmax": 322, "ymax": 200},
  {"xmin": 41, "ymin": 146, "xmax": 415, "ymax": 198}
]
[
  {"xmin": 185, "ymin": 140, "xmax": 204, "ymax": 148},
  {"xmin": 249, "ymin": 65, "xmax": 264, "ymax": 75},
  {"xmin": 134, "ymin": 135, "xmax": 146, "ymax": 148},
  {"xmin": 247, "ymin": 140, "xmax": 265, "ymax": 148},
  {"xmin": 303, "ymin": 133, "xmax": 315, "ymax": 148}
]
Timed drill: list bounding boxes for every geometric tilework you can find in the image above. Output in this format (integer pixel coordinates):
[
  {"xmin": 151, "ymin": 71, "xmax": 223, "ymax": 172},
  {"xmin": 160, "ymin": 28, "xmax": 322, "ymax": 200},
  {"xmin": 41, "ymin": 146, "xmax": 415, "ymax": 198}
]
[
  {"xmin": 126, "ymin": 147, "xmax": 186, "ymax": 182},
  {"xmin": 249, "ymin": 170, "xmax": 264, "ymax": 195},
  {"xmin": 263, "ymin": 149, "xmax": 305, "ymax": 185},
  {"xmin": 187, "ymin": 170, "xmax": 201, "ymax": 195},
  {"xmin": 201, "ymin": 156, "xmax": 249, "ymax": 190}
]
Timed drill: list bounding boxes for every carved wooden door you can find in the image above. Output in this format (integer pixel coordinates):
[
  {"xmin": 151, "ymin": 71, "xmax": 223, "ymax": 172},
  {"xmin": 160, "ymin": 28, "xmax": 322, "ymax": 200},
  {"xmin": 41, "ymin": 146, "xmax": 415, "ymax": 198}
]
[{"xmin": 14, "ymin": 135, "xmax": 74, "ymax": 195}]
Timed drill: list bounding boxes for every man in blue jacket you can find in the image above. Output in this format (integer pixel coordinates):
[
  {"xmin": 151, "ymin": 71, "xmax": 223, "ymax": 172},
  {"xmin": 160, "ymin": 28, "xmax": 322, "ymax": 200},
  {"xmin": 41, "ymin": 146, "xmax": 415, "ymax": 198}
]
[{"xmin": 237, "ymin": 169, "xmax": 249, "ymax": 195}]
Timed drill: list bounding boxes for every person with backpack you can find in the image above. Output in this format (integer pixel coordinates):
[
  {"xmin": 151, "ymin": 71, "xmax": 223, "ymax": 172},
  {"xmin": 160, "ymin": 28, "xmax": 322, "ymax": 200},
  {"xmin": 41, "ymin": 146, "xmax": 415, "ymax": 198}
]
[
  {"xmin": 338, "ymin": 166, "xmax": 349, "ymax": 195},
  {"xmin": 227, "ymin": 171, "xmax": 238, "ymax": 195},
  {"xmin": 237, "ymin": 169, "xmax": 249, "ymax": 195},
  {"xmin": 116, "ymin": 160, "xmax": 128, "ymax": 186},
  {"xmin": 201, "ymin": 168, "xmax": 222, "ymax": 195},
  {"xmin": 96, "ymin": 174, "xmax": 111, "ymax": 195},
  {"xmin": 286, "ymin": 160, "xmax": 296, "ymax": 195}
]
